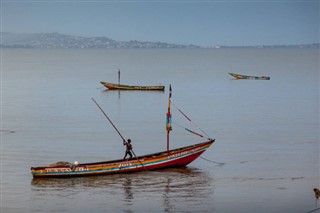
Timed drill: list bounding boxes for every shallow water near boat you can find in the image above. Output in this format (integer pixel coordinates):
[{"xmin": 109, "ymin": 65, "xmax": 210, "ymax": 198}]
[{"xmin": 2, "ymin": 48, "xmax": 319, "ymax": 212}]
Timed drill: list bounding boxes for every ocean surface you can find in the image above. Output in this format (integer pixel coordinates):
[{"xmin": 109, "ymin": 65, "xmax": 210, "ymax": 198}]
[{"xmin": 1, "ymin": 48, "xmax": 319, "ymax": 213}]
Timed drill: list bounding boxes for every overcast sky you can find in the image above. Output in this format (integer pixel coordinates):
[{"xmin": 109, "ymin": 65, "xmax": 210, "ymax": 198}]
[{"xmin": 1, "ymin": 0, "xmax": 319, "ymax": 46}]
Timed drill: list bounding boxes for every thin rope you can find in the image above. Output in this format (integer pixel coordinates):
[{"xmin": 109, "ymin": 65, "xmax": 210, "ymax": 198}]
[
  {"xmin": 200, "ymin": 157, "xmax": 225, "ymax": 166},
  {"xmin": 171, "ymin": 101, "xmax": 211, "ymax": 139},
  {"xmin": 172, "ymin": 121, "xmax": 204, "ymax": 138}
]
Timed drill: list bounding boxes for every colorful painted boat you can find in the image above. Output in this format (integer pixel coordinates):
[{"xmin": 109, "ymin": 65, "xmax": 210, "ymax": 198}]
[
  {"xmin": 101, "ymin": 81, "xmax": 165, "ymax": 91},
  {"xmin": 31, "ymin": 140, "xmax": 214, "ymax": 178},
  {"xmin": 228, "ymin": 72, "xmax": 270, "ymax": 80},
  {"xmin": 31, "ymin": 85, "xmax": 214, "ymax": 178}
]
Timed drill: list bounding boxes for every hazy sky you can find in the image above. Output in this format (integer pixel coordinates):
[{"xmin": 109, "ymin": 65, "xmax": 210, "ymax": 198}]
[{"xmin": 1, "ymin": 0, "xmax": 319, "ymax": 46}]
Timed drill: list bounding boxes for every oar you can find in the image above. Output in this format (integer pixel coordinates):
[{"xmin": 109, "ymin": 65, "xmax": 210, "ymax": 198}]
[{"xmin": 91, "ymin": 98, "xmax": 148, "ymax": 171}]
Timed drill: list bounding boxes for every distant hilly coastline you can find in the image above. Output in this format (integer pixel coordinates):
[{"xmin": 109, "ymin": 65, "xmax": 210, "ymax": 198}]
[
  {"xmin": 0, "ymin": 32, "xmax": 199, "ymax": 49},
  {"xmin": 1, "ymin": 32, "xmax": 319, "ymax": 49}
]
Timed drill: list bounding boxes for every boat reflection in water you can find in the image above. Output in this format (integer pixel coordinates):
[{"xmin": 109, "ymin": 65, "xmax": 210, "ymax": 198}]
[{"xmin": 31, "ymin": 167, "xmax": 213, "ymax": 212}]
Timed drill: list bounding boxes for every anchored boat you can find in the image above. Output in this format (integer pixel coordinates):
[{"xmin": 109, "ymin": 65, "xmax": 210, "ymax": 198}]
[
  {"xmin": 228, "ymin": 72, "xmax": 270, "ymax": 80},
  {"xmin": 100, "ymin": 81, "xmax": 165, "ymax": 91},
  {"xmin": 31, "ymin": 141, "xmax": 214, "ymax": 178},
  {"xmin": 31, "ymin": 86, "xmax": 214, "ymax": 178}
]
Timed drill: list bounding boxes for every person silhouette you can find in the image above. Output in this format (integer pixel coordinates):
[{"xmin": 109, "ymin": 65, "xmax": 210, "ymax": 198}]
[{"xmin": 123, "ymin": 139, "xmax": 133, "ymax": 160}]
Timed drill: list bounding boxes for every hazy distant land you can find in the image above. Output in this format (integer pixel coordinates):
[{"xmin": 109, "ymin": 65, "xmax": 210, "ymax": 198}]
[{"xmin": 1, "ymin": 32, "xmax": 319, "ymax": 49}]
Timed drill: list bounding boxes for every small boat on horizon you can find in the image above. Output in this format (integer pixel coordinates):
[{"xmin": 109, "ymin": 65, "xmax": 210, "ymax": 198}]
[
  {"xmin": 100, "ymin": 81, "xmax": 165, "ymax": 91},
  {"xmin": 228, "ymin": 72, "xmax": 270, "ymax": 80},
  {"xmin": 100, "ymin": 69, "xmax": 165, "ymax": 91}
]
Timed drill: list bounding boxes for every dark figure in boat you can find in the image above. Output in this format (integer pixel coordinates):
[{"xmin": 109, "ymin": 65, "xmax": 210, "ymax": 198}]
[{"xmin": 123, "ymin": 139, "xmax": 133, "ymax": 160}]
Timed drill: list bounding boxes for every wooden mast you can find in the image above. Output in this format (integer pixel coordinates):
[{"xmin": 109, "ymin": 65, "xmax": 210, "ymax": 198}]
[
  {"xmin": 166, "ymin": 85, "xmax": 172, "ymax": 152},
  {"xmin": 118, "ymin": 69, "xmax": 120, "ymax": 85}
]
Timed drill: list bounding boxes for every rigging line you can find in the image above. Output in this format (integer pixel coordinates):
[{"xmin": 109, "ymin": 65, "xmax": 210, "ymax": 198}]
[
  {"xmin": 172, "ymin": 121, "xmax": 204, "ymax": 138},
  {"xmin": 177, "ymin": 108, "xmax": 191, "ymax": 122},
  {"xmin": 172, "ymin": 121, "xmax": 185, "ymax": 129},
  {"xmin": 200, "ymin": 157, "xmax": 225, "ymax": 166},
  {"xmin": 185, "ymin": 128, "xmax": 204, "ymax": 138},
  {"xmin": 171, "ymin": 101, "xmax": 211, "ymax": 138}
]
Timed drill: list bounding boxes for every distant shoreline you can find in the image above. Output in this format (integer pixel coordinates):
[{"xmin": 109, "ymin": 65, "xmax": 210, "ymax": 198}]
[
  {"xmin": 1, "ymin": 32, "xmax": 319, "ymax": 49},
  {"xmin": 1, "ymin": 46, "xmax": 319, "ymax": 49}
]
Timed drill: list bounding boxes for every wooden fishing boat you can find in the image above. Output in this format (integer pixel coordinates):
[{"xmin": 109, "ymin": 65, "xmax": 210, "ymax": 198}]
[
  {"xmin": 31, "ymin": 85, "xmax": 214, "ymax": 178},
  {"xmin": 31, "ymin": 140, "xmax": 214, "ymax": 178},
  {"xmin": 101, "ymin": 81, "xmax": 165, "ymax": 91},
  {"xmin": 228, "ymin": 72, "xmax": 270, "ymax": 80}
]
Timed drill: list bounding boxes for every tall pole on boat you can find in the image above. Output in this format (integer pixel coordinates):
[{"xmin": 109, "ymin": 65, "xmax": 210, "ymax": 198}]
[
  {"xmin": 91, "ymin": 98, "xmax": 148, "ymax": 171},
  {"xmin": 118, "ymin": 68, "xmax": 120, "ymax": 85},
  {"xmin": 166, "ymin": 85, "xmax": 172, "ymax": 153},
  {"xmin": 92, "ymin": 98, "xmax": 125, "ymax": 141}
]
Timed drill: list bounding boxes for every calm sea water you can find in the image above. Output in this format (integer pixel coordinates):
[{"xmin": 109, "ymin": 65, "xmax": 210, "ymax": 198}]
[{"xmin": 1, "ymin": 48, "xmax": 319, "ymax": 213}]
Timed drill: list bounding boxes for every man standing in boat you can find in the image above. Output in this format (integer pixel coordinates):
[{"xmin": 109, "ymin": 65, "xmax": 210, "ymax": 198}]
[{"xmin": 123, "ymin": 139, "xmax": 133, "ymax": 160}]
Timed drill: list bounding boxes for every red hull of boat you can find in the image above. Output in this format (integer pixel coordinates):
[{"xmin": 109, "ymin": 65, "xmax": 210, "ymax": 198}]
[{"xmin": 31, "ymin": 140, "xmax": 214, "ymax": 178}]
